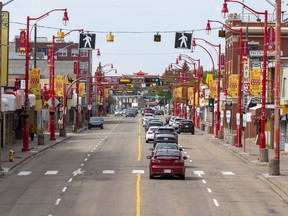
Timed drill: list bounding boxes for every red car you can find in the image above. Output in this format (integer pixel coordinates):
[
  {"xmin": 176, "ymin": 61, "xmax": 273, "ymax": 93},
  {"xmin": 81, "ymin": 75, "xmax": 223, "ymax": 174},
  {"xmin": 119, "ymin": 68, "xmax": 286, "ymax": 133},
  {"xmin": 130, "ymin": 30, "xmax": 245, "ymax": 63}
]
[{"xmin": 147, "ymin": 149, "xmax": 187, "ymax": 180}]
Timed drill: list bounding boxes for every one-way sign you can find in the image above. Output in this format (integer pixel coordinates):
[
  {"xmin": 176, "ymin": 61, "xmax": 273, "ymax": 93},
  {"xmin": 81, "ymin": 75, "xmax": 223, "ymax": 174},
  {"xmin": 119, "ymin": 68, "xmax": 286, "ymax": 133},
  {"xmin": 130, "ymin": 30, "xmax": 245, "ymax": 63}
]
[
  {"xmin": 79, "ymin": 33, "xmax": 96, "ymax": 49},
  {"xmin": 175, "ymin": 32, "xmax": 192, "ymax": 49}
]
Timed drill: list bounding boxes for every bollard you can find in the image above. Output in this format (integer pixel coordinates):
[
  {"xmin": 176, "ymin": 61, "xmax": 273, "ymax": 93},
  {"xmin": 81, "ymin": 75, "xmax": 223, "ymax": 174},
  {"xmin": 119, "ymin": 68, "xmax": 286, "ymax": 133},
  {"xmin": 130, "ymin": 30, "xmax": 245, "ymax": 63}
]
[{"xmin": 9, "ymin": 149, "xmax": 15, "ymax": 162}]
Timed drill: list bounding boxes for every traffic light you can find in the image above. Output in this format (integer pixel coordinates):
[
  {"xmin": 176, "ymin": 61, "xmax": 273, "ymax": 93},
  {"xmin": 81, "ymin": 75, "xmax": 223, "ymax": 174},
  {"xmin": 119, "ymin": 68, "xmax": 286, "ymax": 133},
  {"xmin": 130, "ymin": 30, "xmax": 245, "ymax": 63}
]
[
  {"xmin": 144, "ymin": 77, "xmax": 160, "ymax": 83},
  {"xmin": 208, "ymin": 98, "xmax": 214, "ymax": 107}
]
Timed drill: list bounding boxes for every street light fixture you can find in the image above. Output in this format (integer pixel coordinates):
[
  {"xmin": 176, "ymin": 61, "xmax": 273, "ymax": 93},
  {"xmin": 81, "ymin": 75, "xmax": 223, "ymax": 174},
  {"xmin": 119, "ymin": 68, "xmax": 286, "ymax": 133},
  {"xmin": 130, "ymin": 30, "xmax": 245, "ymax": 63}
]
[
  {"xmin": 207, "ymin": 19, "xmax": 243, "ymax": 147},
  {"xmin": 192, "ymin": 38, "xmax": 221, "ymax": 138},
  {"xmin": 222, "ymin": 0, "xmax": 268, "ymax": 161},
  {"xmin": 23, "ymin": 8, "xmax": 69, "ymax": 151},
  {"xmin": 49, "ymin": 29, "xmax": 83, "ymax": 139}
]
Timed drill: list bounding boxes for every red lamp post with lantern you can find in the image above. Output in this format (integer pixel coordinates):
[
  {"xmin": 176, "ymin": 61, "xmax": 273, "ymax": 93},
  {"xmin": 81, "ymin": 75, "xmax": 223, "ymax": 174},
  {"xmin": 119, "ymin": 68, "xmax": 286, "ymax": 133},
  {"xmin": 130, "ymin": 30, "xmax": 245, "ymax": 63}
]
[
  {"xmin": 192, "ymin": 38, "xmax": 221, "ymax": 138},
  {"xmin": 206, "ymin": 19, "xmax": 243, "ymax": 146},
  {"xmin": 177, "ymin": 54, "xmax": 201, "ymax": 127},
  {"xmin": 23, "ymin": 9, "xmax": 69, "ymax": 151},
  {"xmin": 49, "ymin": 29, "xmax": 83, "ymax": 140},
  {"xmin": 222, "ymin": 0, "xmax": 268, "ymax": 160}
]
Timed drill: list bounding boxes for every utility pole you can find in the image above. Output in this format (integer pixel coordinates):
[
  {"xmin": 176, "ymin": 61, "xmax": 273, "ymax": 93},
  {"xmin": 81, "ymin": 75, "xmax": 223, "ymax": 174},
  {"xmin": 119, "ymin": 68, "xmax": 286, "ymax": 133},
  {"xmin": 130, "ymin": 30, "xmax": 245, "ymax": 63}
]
[{"xmin": 269, "ymin": 0, "xmax": 281, "ymax": 175}]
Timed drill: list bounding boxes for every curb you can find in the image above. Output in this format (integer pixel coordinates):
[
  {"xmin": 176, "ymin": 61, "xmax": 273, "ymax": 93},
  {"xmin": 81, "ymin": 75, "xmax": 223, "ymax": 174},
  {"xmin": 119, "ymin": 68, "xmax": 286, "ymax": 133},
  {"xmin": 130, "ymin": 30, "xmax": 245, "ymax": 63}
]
[{"xmin": 257, "ymin": 174, "xmax": 288, "ymax": 203}]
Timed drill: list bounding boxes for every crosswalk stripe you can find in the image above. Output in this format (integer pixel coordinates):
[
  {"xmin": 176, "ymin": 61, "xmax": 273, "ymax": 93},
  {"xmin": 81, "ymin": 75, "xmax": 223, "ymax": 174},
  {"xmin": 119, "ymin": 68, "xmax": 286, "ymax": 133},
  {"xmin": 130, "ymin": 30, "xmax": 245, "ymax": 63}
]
[
  {"xmin": 103, "ymin": 170, "xmax": 115, "ymax": 174},
  {"xmin": 45, "ymin": 171, "xmax": 59, "ymax": 175}
]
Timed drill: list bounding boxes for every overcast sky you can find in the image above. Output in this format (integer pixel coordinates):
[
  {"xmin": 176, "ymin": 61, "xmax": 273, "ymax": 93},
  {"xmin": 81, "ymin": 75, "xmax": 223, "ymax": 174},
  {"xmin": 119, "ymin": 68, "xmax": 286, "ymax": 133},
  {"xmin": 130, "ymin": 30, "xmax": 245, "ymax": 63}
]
[{"xmin": 3, "ymin": 0, "xmax": 281, "ymax": 75}]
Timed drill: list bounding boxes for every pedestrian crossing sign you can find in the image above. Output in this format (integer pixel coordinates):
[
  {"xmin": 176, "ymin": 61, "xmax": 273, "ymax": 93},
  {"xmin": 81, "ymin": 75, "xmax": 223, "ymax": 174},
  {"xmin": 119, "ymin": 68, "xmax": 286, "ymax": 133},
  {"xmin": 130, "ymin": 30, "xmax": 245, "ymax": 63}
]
[{"xmin": 174, "ymin": 32, "xmax": 192, "ymax": 49}]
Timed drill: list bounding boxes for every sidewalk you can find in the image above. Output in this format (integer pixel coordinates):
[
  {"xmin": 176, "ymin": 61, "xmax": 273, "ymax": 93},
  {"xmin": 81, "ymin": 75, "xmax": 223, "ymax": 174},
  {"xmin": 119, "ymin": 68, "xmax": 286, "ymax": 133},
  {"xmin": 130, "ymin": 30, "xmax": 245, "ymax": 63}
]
[
  {"xmin": 198, "ymin": 128, "xmax": 288, "ymax": 203},
  {"xmin": 0, "ymin": 128, "xmax": 85, "ymax": 176}
]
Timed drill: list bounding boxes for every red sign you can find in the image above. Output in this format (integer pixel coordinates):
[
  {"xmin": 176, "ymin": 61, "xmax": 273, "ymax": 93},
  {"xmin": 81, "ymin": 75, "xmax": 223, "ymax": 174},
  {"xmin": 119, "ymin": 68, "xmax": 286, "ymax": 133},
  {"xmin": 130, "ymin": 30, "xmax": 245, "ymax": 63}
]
[
  {"xmin": 19, "ymin": 30, "xmax": 26, "ymax": 56},
  {"xmin": 220, "ymin": 54, "xmax": 225, "ymax": 71},
  {"xmin": 267, "ymin": 26, "xmax": 275, "ymax": 51},
  {"xmin": 74, "ymin": 61, "xmax": 78, "ymax": 75},
  {"xmin": 47, "ymin": 47, "xmax": 52, "ymax": 66}
]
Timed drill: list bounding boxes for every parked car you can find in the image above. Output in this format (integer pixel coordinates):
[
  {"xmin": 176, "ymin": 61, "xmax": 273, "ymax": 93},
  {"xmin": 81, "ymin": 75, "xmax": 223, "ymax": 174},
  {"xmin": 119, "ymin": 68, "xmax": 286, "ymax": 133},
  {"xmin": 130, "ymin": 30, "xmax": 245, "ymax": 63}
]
[
  {"xmin": 143, "ymin": 107, "xmax": 154, "ymax": 114},
  {"xmin": 145, "ymin": 126, "xmax": 160, "ymax": 143},
  {"xmin": 178, "ymin": 119, "xmax": 195, "ymax": 134},
  {"xmin": 88, "ymin": 116, "xmax": 104, "ymax": 129},
  {"xmin": 114, "ymin": 110, "xmax": 123, "ymax": 116},
  {"xmin": 126, "ymin": 110, "xmax": 136, "ymax": 117},
  {"xmin": 147, "ymin": 149, "xmax": 187, "ymax": 180},
  {"xmin": 169, "ymin": 116, "xmax": 177, "ymax": 126}
]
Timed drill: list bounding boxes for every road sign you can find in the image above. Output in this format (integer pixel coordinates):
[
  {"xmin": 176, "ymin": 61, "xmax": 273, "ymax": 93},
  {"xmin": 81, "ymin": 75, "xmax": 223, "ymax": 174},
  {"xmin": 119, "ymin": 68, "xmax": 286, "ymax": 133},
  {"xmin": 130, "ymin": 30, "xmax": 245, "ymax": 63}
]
[
  {"xmin": 79, "ymin": 33, "xmax": 96, "ymax": 49},
  {"xmin": 174, "ymin": 32, "xmax": 192, "ymax": 49},
  {"xmin": 47, "ymin": 98, "xmax": 60, "ymax": 108},
  {"xmin": 119, "ymin": 78, "xmax": 132, "ymax": 84}
]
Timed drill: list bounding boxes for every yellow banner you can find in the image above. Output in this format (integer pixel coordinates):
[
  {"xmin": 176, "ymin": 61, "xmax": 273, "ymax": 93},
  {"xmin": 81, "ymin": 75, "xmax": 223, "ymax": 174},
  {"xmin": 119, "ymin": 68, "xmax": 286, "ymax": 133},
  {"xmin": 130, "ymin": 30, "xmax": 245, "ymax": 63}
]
[
  {"xmin": 1, "ymin": 11, "xmax": 9, "ymax": 86},
  {"xmin": 209, "ymin": 80, "xmax": 217, "ymax": 99},
  {"xmin": 173, "ymin": 87, "xmax": 182, "ymax": 99},
  {"xmin": 29, "ymin": 68, "xmax": 40, "ymax": 97},
  {"xmin": 187, "ymin": 87, "xmax": 194, "ymax": 100},
  {"xmin": 250, "ymin": 68, "xmax": 262, "ymax": 97},
  {"xmin": 104, "ymin": 88, "xmax": 109, "ymax": 98},
  {"xmin": 79, "ymin": 83, "xmax": 86, "ymax": 96},
  {"xmin": 55, "ymin": 76, "xmax": 64, "ymax": 97},
  {"xmin": 228, "ymin": 74, "xmax": 238, "ymax": 98},
  {"xmin": 205, "ymin": 74, "xmax": 213, "ymax": 88}
]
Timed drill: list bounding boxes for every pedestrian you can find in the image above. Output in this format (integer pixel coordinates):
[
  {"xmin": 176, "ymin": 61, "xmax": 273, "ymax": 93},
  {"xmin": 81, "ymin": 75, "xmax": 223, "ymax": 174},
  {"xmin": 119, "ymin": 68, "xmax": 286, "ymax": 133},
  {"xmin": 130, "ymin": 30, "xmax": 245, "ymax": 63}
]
[
  {"xmin": 29, "ymin": 123, "xmax": 36, "ymax": 141},
  {"xmin": 58, "ymin": 117, "xmax": 63, "ymax": 129}
]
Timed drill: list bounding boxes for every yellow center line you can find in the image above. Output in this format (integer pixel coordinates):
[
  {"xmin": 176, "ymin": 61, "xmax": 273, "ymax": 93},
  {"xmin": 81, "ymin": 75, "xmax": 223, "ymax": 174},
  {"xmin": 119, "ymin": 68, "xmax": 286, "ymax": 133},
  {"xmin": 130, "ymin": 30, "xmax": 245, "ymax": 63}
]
[
  {"xmin": 138, "ymin": 124, "xmax": 141, "ymax": 161},
  {"xmin": 136, "ymin": 173, "xmax": 141, "ymax": 216}
]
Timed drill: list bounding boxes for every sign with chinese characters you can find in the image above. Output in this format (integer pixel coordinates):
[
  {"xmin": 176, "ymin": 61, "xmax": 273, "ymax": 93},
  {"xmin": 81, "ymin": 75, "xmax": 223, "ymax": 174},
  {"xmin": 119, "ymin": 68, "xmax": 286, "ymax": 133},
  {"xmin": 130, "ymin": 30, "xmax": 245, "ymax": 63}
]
[
  {"xmin": 250, "ymin": 68, "xmax": 262, "ymax": 97},
  {"xmin": 228, "ymin": 74, "xmax": 238, "ymax": 98}
]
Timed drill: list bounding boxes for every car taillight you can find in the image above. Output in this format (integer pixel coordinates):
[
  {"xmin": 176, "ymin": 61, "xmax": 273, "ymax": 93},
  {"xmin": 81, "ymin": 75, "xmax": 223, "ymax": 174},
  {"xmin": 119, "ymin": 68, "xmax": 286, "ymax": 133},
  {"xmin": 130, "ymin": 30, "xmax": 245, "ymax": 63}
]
[
  {"xmin": 179, "ymin": 123, "xmax": 183, "ymax": 127},
  {"xmin": 151, "ymin": 159, "xmax": 161, "ymax": 164},
  {"xmin": 148, "ymin": 132, "xmax": 153, "ymax": 134}
]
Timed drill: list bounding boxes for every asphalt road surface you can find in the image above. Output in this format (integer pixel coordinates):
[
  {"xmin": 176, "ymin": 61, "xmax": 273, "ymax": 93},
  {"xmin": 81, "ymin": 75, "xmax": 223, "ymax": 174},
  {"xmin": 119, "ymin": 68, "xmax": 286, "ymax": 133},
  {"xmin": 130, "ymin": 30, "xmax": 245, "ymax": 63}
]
[{"xmin": 0, "ymin": 115, "xmax": 287, "ymax": 216}]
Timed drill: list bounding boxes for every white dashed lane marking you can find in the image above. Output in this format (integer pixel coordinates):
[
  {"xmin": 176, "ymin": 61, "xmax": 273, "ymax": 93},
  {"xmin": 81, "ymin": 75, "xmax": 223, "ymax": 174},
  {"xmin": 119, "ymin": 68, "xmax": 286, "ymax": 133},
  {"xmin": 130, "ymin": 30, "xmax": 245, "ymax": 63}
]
[
  {"xmin": 132, "ymin": 170, "xmax": 145, "ymax": 174},
  {"xmin": 221, "ymin": 171, "xmax": 235, "ymax": 176},
  {"xmin": 45, "ymin": 171, "xmax": 59, "ymax": 175},
  {"xmin": 103, "ymin": 170, "xmax": 115, "ymax": 174},
  {"xmin": 18, "ymin": 171, "xmax": 32, "ymax": 176}
]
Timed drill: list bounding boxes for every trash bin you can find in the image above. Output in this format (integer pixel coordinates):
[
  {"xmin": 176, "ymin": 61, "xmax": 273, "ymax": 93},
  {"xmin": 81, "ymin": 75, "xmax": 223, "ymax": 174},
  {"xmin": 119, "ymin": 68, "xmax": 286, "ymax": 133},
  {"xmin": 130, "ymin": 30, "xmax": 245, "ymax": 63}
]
[
  {"xmin": 228, "ymin": 134, "xmax": 236, "ymax": 145},
  {"xmin": 218, "ymin": 130, "xmax": 224, "ymax": 139},
  {"xmin": 200, "ymin": 123, "xmax": 205, "ymax": 131}
]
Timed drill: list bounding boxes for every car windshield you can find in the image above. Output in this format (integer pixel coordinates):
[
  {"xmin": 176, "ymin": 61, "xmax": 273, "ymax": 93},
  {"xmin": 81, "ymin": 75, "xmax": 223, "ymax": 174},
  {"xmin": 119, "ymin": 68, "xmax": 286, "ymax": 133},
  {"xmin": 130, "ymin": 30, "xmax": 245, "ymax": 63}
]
[
  {"xmin": 90, "ymin": 117, "xmax": 102, "ymax": 121},
  {"xmin": 155, "ymin": 144, "xmax": 178, "ymax": 150}
]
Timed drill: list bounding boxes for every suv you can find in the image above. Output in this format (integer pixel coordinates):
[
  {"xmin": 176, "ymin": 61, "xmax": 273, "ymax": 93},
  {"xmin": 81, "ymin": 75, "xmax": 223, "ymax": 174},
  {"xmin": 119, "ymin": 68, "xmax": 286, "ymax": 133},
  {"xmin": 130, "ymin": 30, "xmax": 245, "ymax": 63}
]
[
  {"xmin": 153, "ymin": 133, "xmax": 178, "ymax": 147},
  {"xmin": 178, "ymin": 119, "xmax": 195, "ymax": 134},
  {"xmin": 88, "ymin": 116, "xmax": 104, "ymax": 129},
  {"xmin": 154, "ymin": 126, "xmax": 178, "ymax": 143}
]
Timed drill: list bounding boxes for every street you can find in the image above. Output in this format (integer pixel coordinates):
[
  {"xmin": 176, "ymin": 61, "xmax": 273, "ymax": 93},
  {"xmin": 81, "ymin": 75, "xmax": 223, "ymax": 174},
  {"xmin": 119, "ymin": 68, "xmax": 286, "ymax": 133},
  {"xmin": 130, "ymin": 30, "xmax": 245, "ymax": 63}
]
[{"xmin": 0, "ymin": 115, "xmax": 287, "ymax": 216}]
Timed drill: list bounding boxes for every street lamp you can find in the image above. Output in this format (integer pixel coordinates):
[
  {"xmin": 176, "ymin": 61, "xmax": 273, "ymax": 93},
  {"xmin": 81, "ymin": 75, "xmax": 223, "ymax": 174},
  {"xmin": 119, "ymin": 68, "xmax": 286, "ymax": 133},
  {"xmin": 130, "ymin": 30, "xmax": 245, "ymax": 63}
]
[
  {"xmin": 177, "ymin": 54, "xmax": 201, "ymax": 127},
  {"xmin": 23, "ymin": 8, "xmax": 69, "ymax": 151},
  {"xmin": 50, "ymin": 29, "xmax": 83, "ymax": 139},
  {"xmin": 206, "ymin": 19, "xmax": 243, "ymax": 147},
  {"xmin": 222, "ymin": 0, "xmax": 268, "ymax": 160},
  {"xmin": 192, "ymin": 38, "xmax": 221, "ymax": 138}
]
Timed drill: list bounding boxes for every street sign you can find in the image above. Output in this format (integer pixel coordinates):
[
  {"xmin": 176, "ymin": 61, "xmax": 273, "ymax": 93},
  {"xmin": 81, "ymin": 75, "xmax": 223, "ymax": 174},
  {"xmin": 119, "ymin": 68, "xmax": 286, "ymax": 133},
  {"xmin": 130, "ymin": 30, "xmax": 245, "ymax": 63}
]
[
  {"xmin": 47, "ymin": 98, "xmax": 60, "ymax": 108},
  {"xmin": 119, "ymin": 78, "xmax": 132, "ymax": 84},
  {"xmin": 79, "ymin": 33, "xmax": 96, "ymax": 49},
  {"xmin": 174, "ymin": 32, "xmax": 192, "ymax": 49}
]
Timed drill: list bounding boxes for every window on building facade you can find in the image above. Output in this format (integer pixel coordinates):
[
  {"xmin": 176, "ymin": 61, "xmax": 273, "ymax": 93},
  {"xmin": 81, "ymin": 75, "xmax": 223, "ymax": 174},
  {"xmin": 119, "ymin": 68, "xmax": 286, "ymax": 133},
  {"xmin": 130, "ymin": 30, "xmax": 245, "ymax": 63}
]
[
  {"xmin": 36, "ymin": 47, "xmax": 48, "ymax": 56},
  {"xmin": 80, "ymin": 61, "xmax": 88, "ymax": 70},
  {"xmin": 283, "ymin": 78, "xmax": 286, "ymax": 98},
  {"xmin": 80, "ymin": 49, "xmax": 88, "ymax": 57},
  {"xmin": 71, "ymin": 49, "xmax": 79, "ymax": 57},
  {"xmin": 57, "ymin": 48, "xmax": 67, "ymax": 57}
]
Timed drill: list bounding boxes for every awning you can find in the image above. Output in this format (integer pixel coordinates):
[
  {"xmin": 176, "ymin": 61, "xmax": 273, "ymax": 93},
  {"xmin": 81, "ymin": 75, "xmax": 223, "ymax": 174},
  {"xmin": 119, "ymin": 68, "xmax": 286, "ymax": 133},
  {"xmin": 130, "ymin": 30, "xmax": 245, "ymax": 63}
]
[
  {"xmin": 249, "ymin": 105, "xmax": 262, "ymax": 111},
  {"xmin": 1, "ymin": 94, "xmax": 16, "ymax": 112}
]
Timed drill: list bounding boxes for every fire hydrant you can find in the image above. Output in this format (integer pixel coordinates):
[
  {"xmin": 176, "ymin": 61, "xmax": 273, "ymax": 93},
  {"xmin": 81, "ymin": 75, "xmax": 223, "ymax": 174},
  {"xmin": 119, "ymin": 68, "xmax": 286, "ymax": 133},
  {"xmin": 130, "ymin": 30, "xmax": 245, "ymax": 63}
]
[
  {"xmin": 72, "ymin": 124, "xmax": 76, "ymax": 133},
  {"xmin": 9, "ymin": 149, "xmax": 15, "ymax": 162}
]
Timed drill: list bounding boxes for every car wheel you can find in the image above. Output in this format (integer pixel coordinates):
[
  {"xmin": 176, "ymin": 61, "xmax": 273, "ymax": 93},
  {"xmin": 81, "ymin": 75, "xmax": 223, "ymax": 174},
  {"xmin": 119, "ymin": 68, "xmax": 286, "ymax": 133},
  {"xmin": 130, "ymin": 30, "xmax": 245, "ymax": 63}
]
[
  {"xmin": 146, "ymin": 139, "xmax": 149, "ymax": 143},
  {"xmin": 180, "ymin": 175, "xmax": 185, "ymax": 180},
  {"xmin": 177, "ymin": 131, "xmax": 180, "ymax": 134},
  {"xmin": 149, "ymin": 173, "xmax": 154, "ymax": 179},
  {"xmin": 88, "ymin": 127, "xmax": 91, "ymax": 130},
  {"xmin": 191, "ymin": 130, "xmax": 194, "ymax": 134},
  {"xmin": 101, "ymin": 126, "xmax": 103, "ymax": 129}
]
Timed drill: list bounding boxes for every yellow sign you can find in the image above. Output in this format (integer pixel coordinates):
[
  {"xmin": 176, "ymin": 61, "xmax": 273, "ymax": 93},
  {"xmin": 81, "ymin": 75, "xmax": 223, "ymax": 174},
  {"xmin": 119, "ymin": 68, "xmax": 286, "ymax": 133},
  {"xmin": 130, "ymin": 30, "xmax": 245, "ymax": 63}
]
[
  {"xmin": 228, "ymin": 74, "xmax": 238, "ymax": 98},
  {"xmin": 250, "ymin": 68, "xmax": 262, "ymax": 97},
  {"xmin": 79, "ymin": 82, "xmax": 86, "ymax": 96},
  {"xmin": 187, "ymin": 87, "xmax": 194, "ymax": 100},
  {"xmin": 209, "ymin": 80, "xmax": 217, "ymax": 99},
  {"xmin": 55, "ymin": 76, "xmax": 64, "ymax": 96},
  {"xmin": 280, "ymin": 105, "xmax": 288, "ymax": 114},
  {"xmin": 205, "ymin": 74, "xmax": 213, "ymax": 88},
  {"xmin": 1, "ymin": 11, "xmax": 9, "ymax": 86},
  {"xmin": 29, "ymin": 68, "xmax": 40, "ymax": 97},
  {"xmin": 119, "ymin": 78, "xmax": 132, "ymax": 84}
]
